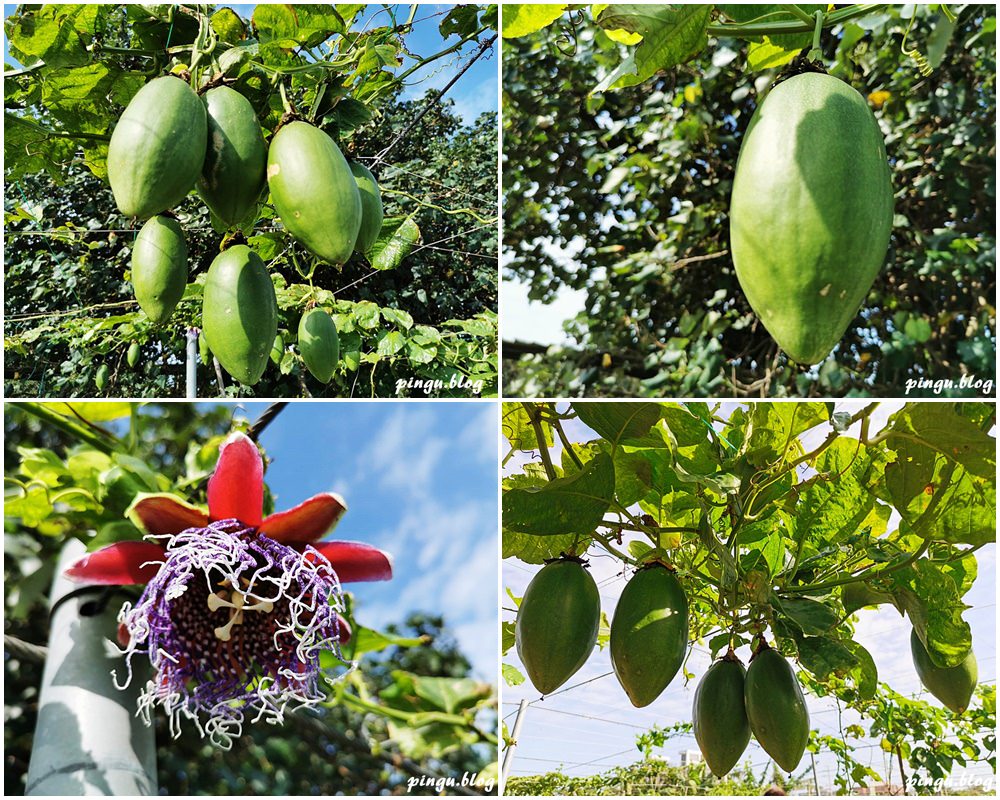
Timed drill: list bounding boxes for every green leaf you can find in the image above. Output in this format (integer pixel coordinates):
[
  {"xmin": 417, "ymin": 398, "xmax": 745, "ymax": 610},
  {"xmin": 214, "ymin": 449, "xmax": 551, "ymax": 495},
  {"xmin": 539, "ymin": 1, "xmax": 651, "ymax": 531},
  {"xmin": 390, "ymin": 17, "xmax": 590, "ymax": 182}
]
[
  {"xmin": 572, "ymin": 402, "xmax": 660, "ymax": 447},
  {"xmin": 593, "ymin": 5, "xmax": 711, "ymax": 92},
  {"xmin": 49, "ymin": 401, "xmax": 135, "ymax": 422},
  {"xmin": 502, "ymin": 4, "xmax": 567, "ymax": 38},
  {"xmin": 798, "ymin": 636, "xmax": 859, "ymax": 681},
  {"xmin": 502, "ymin": 663, "xmax": 525, "ymax": 686},
  {"xmin": 352, "ymin": 300, "xmax": 381, "ymax": 329},
  {"xmin": 381, "ymin": 307, "xmax": 414, "ymax": 330},
  {"xmin": 367, "ymin": 214, "xmax": 420, "ymax": 270},
  {"xmin": 775, "ymin": 596, "xmax": 840, "ymax": 635},
  {"xmin": 411, "ymin": 675, "xmax": 490, "ymax": 714},
  {"xmin": 501, "ymin": 403, "xmax": 553, "ymax": 451},
  {"xmin": 888, "ymin": 403, "xmax": 996, "ymax": 479},
  {"xmin": 348, "ymin": 626, "xmax": 425, "ymax": 656},
  {"xmin": 376, "ymin": 330, "xmax": 406, "ymax": 357},
  {"xmin": 503, "ymin": 454, "xmax": 615, "ymax": 536},
  {"xmin": 747, "ymin": 39, "xmax": 799, "ymax": 71}
]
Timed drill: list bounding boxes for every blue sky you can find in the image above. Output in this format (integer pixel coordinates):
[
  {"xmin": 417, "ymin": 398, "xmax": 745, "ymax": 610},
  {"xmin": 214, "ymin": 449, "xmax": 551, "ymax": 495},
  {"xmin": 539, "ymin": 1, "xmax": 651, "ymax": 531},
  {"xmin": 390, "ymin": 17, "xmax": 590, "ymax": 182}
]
[
  {"xmin": 502, "ymin": 401, "xmax": 997, "ymax": 790},
  {"xmin": 215, "ymin": 400, "xmax": 498, "ymax": 681},
  {"xmin": 3, "ymin": 4, "xmax": 497, "ymax": 123}
]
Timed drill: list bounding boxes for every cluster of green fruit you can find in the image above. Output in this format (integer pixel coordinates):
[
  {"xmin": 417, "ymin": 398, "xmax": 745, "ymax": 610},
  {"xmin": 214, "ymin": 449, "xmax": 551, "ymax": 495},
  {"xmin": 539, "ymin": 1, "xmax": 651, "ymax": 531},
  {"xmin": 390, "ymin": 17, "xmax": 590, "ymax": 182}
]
[
  {"xmin": 729, "ymin": 71, "xmax": 894, "ymax": 365},
  {"xmin": 109, "ymin": 75, "xmax": 384, "ymax": 386},
  {"xmin": 514, "ymin": 559, "xmax": 980, "ymax": 777}
]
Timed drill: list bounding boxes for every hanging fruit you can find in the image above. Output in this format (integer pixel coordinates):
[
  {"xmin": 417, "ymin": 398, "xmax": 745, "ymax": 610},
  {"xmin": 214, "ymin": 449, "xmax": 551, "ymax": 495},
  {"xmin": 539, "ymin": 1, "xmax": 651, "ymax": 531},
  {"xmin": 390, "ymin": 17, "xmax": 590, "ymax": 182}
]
[
  {"xmin": 515, "ymin": 557, "xmax": 601, "ymax": 694},
  {"xmin": 107, "ymin": 76, "xmax": 207, "ymax": 219},
  {"xmin": 201, "ymin": 245, "xmax": 277, "ymax": 386},
  {"xmin": 350, "ymin": 161, "xmax": 384, "ymax": 255},
  {"xmin": 744, "ymin": 643, "xmax": 810, "ymax": 772},
  {"xmin": 693, "ymin": 652, "xmax": 752, "ymax": 777},
  {"xmin": 131, "ymin": 215, "xmax": 188, "ymax": 325},
  {"xmin": 267, "ymin": 121, "xmax": 362, "ymax": 265},
  {"xmin": 298, "ymin": 309, "xmax": 340, "ymax": 384},
  {"xmin": 198, "ymin": 86, "xmax": 267, "ymax": 227},
  {"xmin": 729, "ymin": 71, "xmax": 893, "ymax": 364},
  {"xmin": 609, "ymin": 563, "xmax": 689, "ymax": 707},
  {"xmin": 910, "ymin": 629, "xmax": 978, "ymax": 714}
]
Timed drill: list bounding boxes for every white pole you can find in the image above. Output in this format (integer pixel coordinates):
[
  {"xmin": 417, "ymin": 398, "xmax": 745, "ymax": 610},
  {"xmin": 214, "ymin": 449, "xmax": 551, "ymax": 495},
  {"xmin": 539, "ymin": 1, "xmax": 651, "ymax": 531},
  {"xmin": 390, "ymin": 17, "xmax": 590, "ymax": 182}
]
[
  {"xmin": 25, "ymin": 540, "xmax": 157, "ymax": 795},
  {"xmin": 185, "ymin": 327, "xmax": 198, "ymax": 399},
  {"xmin": 500, "ymin": 698, "xmax": 529, "ymax": 791}
]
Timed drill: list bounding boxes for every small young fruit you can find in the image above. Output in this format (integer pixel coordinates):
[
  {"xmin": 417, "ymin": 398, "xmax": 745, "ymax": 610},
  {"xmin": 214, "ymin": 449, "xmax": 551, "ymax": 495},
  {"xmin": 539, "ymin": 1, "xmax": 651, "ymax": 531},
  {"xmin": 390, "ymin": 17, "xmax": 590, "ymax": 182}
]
[
  {"xmin": 744, "ymin": 645, "xmax": 810, "ymax": 772},
  {"xmin": 270, "ymin": 332, "xmax": 285, "ymax": 364},
  {"xmin": 610, "ymin": 564, "xmax": 689, "ymax": 707},
  {"xmin": 95, "ymin": 364, "xmax": 109, "ymax": 390},
  {"xmin": 298, "ymin": 309, "xmax": 340, "ymax": 383},
  {"xmin": 201, "ymin": 245, "xmax": 277, "ymax": 385},
  {"xmin": 910, "ymin": 629, "xmax": 977, "ymax": 714},
  {"xmin": 131, "ymin": 215, "xmax": 187, "ymax": 325},
  {"xmin": 198, "ymin": 330, "xmax": 212, "ymax": 365},
  {"xmin": 350, "ymin": 161, "xmax": 384, "ymax": 255},
  {"xmin": 107, "ymin": 76, "xmax": 207, "ymax": 219},
  {"xmin": 693, "ymin": 655, "xmax": 751, "ymax": 777},
  {"xmin": 127, "ymin": 342, "xmax": 141, "ymax": 367},
  {"xmin": 515, "ymin": 559, "xmax": 601, "ymax": 695}
]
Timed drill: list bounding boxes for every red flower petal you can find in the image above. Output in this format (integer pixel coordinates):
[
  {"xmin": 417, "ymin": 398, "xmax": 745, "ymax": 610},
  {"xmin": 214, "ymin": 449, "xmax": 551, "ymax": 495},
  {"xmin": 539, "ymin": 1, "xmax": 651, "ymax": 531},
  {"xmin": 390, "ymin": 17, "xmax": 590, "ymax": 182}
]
[
  {"xmin": 65, "ymin": 541, "xmax": 167, "ymax": 585},
  {"xmin": 335, "ymin": 614, "xmax": 352, "ymax": 643},
  {"xmin": 126, "ymin": 493, "xmax": 209, "ymax": 536},
  {"xmin": 305, "ymin": 541, "xmax": 394, "ymax": 583},
  {"xmin": 208, "ymin": 431, "xmax": 263, "ymax": 527},
  {"xmin": 260, "ymin": 493, "xmax": 347, "ymax": 544}
]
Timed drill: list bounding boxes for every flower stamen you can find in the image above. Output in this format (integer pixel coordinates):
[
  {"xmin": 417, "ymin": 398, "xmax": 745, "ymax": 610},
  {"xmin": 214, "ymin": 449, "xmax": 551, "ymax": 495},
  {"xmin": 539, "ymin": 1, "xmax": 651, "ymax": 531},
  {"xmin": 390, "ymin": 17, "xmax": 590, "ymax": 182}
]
[{"xmin": 207, "ymin": 583, "xmax": 276, "ymax": 641}]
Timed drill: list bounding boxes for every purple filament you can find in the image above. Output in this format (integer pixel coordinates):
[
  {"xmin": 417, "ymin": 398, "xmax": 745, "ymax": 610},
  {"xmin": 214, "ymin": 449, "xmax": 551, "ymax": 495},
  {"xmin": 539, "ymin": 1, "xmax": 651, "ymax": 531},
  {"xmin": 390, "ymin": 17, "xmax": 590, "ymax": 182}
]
[{"xmin": 115, "ymin": 518, "xmax": 352, "ymax": 749}]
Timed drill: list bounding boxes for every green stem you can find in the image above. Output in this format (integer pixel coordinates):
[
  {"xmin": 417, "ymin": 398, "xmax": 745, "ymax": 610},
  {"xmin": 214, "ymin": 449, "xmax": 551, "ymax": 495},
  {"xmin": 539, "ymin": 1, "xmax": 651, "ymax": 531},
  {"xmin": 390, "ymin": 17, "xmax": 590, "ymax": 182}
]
[
  {"xmin": 707, "ymin": 4, "xmax": 886, "ymax": 37},
  {"xmin": 13, "ymin": 403, "xmax": 119, "ymax": 455},
  {"xmin": 524, "ymin": 402, "xmax": 557, "ymax": 481},
  {"xmin": 781, "ymin": 540, "xmax": 930, "ymax": 595},
  {"xmin": 592, "ymin": 532, "xmax": 636, "ymax": 565},
  {"xmin": 552, "ymin": 416, "xmax": 584, "ymax": 470},
  {"xmin": 809, "ymin": 11, "xmax": 823, "ymax": 56},
  {"xmin": 339, "ymin": 692, "xmax": 497, "ymax": 744},
  {"xmin": 395, "ymin": 25, "xmax": 489, "ymax": 83},
  {"xmin": 779, "ymin": 4, "xmax": 818, "ymax": 26}
]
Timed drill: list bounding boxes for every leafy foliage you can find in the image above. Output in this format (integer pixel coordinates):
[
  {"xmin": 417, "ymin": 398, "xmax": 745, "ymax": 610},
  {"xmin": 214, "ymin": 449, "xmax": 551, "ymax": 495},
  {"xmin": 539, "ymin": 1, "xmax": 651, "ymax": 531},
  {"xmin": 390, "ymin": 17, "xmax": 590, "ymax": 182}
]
[
  {"xmin": 501, "ymin": 400, "xmax": 996, "ymax": 789},
  {"xmin": 4, "ymin": 4, "xmax": 498, "ymax": 398},
  {"xmin": 502, "ymin": 4, "xmax": 996, "ymax": 397},
  {"xmin": 4, "ymin": 402, "xmax": 498, "ymax": 794}
]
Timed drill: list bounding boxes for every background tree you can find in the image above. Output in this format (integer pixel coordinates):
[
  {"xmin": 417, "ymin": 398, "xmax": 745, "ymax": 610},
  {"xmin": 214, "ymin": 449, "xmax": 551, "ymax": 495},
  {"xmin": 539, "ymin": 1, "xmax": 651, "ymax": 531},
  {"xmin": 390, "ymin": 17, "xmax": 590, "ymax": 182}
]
[{"xmin": 502, "ymin": 4, "xmax": 995, "ymax": 398}]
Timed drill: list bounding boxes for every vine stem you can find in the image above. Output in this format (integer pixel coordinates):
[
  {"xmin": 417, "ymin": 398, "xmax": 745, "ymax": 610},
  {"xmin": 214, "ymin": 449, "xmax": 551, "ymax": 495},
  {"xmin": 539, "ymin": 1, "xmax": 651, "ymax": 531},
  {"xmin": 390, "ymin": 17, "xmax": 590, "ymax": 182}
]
[
  {"xmin": 706, "ymin": 4, "xmax": 886, "ymax": 37},
  {"xmin": 14, "ymin": 403, "xmax": 119, "ymax": 455},
  {"xmin": 371, "ymin": 33, "xmax": 497, "ymax": 168},
  {"xmin": 523, "ymin": 402, "xmax": 557, "ymax": 481},
  {"xmin": 781, "ymin": 540, "xmax": 930, "ymax": 595}
]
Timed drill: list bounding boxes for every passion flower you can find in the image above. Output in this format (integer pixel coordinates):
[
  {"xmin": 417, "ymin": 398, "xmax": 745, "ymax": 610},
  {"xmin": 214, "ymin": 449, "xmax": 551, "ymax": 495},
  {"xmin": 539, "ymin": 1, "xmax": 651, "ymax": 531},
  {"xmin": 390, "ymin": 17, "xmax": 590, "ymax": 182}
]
[{"xmin": 66, "ymin": 431, "xmax": 393, "ymax": 748}]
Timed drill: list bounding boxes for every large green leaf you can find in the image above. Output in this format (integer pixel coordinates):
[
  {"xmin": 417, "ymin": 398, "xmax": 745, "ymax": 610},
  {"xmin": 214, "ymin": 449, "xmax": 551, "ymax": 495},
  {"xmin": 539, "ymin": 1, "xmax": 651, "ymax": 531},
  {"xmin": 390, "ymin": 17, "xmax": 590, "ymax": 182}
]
[
  {"xmin": 573, "ymin": 401, "xmax": 660, "ymax": 447},
  {"xmin": 888, "ymin": 403, "xmax": 996, "ymax": 479},
  {"xmin": 502, "ymin": 453, "xmax": 615, "ymax": 536},
  {"xmin": 502, "ymin": 4, "xmax": 567, "ymax": 38},
  {"xmin": 593, "ymin": 5, "xmax": 712, "ymax": 92}
]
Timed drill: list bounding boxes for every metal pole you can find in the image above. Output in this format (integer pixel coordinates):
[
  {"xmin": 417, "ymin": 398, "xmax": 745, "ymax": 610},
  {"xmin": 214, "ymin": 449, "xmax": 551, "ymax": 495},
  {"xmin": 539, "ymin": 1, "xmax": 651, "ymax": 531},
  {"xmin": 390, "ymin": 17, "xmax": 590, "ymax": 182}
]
[
  {"xmin": 185, "ymin": 327, "xmax": 198, "ymax": 399},
  {"xmin": 500, "ymin": 698, "xmax": 529, "ymax": 792},
  {"xmin": 810, "ymin": 752, "xmax": 820, "ymax": 795},
  {"xmin": 25, "ymin": 540, "xmax": 157, "ymax": 795}
]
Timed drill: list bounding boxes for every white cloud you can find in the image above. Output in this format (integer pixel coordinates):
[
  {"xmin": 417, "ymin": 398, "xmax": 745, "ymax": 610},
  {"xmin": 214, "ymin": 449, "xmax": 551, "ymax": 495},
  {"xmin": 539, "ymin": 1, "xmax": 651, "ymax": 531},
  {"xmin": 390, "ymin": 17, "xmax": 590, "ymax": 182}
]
[{"xmin": 459, "ymin": 404, "xmax": 500, "ymax": 467}]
